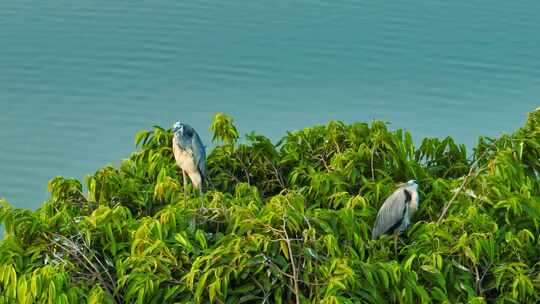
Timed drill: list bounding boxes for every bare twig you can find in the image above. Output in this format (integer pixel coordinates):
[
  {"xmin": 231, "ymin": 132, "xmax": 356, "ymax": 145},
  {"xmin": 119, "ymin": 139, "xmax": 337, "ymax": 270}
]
[
  {"xmin": 251, "ymin": 276, "xmax": 271, "ymax": 304},
  {"xmin": 258, "ymin": 252, "xmax": 326, "ymax": 298},
  {"xmin": 476, "ymin": 261, "xmax": 493, "ymax": 296},
  {"xmin": 286, "ymin": 199, "xmax": 312, "ymax": 231},
  {"xmin": 235, "ymin": 154, "xmax": 251, "ymax": 185},
  {"xmin": 479, "ymin": 262, "xmax": 492, "ymax": 283},
  {"xmin": 47, "ymin": 233, "xmax": 120, "ymax": 303},
  {"xmin": 224, "ymin": 167, "xmax": 242, "ymax": 184},
  {"xmin": 371, "ymin": 144, "xmax": 376, "ymax": 181},
  {"xmin": 283, "ymin": 217, "xmax": 300, "ymax": 304},
  {"xmin": 474, "ymin": 265, "xmax": 481, "ymax": 296},
  {"xmin": 314, "ymin": 154, "xmax": 332, "ymax": 172},
  {"xmin": 437, "ymin": 153, "xmax": 487, "ymax": 224},
  {"xmin": 263, "ymin": 224, "xmax": 285, "ymax": 235},
  {"xmin": 265, "ymin": 156, "xmax": 285, "ymax": 188},
  {"xmin": 78, "ymin": 234, "xmax": 117, "ymax": 293},
  {"xmin": 334, "ymin": 139, "xmax": 341, "ymax": 154},
  {"xmin": 269, "ymin": 238, "xmax": 304, "ymax": 242},
  {"xmin": 50, "ymin": 237, "xmax": 113, "ymax": 290}
]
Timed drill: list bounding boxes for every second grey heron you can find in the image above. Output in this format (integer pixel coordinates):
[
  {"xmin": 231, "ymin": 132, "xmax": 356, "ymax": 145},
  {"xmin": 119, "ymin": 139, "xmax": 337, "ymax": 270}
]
[{"xmin": 371, "ymin": 180, "xmax": 420, "ymax": 254}]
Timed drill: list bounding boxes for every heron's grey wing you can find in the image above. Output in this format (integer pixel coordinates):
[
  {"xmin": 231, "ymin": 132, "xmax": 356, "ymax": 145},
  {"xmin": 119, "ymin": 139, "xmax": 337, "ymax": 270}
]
[
  {"xmin": 371, "ymin": 189, "xmax": 408, "ymax": 240},
  {"xmin": 191, "ymin": 132, "xmax": 207, "ymax": 180}
]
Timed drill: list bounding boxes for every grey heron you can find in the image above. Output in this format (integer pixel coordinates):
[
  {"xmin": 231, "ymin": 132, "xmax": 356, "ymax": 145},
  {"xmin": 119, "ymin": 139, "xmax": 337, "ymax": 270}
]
[
  {"xmin": 371, "ymin": 180, "xmax": 419, "ymax": 254},
  {"xmin": 171, "ymin": 122, "xmax": 208, "ymax": 205}
]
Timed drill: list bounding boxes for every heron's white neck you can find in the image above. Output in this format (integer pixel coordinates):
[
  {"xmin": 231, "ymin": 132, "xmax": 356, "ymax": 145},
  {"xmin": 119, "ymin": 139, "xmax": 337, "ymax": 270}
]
[{"xmin": 408, "ymin": 188, "xmax": 419, "ymax": 214}]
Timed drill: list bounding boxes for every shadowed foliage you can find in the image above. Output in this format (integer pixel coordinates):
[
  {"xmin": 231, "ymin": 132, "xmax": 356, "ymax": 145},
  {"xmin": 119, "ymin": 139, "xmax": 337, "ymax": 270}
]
[{"xmin": 1, "ymin": 109, "xmax": 539, "ymax": 303}]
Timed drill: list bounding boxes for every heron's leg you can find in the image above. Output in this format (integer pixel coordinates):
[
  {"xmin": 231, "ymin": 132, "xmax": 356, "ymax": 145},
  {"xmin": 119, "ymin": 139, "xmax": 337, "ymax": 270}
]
[
  {"xmin": 199, "ymin": 188, "xmax": 204, "ymax": 209},
  {"xmin": 182, "ymin": 170, "xmax": 187, "ymax": 206},
  {"xmin": 394, "ymin": 233, "xmax": 398, "ymax": 256}
]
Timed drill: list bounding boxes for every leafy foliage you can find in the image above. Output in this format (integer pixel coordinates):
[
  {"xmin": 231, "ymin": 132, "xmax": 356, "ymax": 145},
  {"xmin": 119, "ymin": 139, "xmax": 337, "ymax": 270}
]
[{"xmin": 1, "ymin": 109, "xmax": 539, "ymax": 303}]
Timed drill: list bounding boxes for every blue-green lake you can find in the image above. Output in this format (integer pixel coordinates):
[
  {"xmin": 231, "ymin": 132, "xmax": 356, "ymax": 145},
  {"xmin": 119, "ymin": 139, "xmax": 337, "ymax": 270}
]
[{"xmin": 0, "ymin": 1, "xmax": 538, "ymax": 209}]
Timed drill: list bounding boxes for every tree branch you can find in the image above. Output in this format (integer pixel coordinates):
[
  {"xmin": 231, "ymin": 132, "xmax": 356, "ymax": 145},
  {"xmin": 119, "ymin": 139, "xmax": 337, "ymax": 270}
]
[
  {"xmin": 283, "ymin": 217, "xmax": 300, "ymax": 304},
  {"xmin": 437, "ymin": 153, "xmax": 486, "ymax": 224}
]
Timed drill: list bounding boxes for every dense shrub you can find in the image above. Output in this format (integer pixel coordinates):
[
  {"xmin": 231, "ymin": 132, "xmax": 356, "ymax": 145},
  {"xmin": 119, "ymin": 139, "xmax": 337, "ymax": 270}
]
[{"xmin": 0, "ymin": 109, "xmax": 539, "ymax": 303}]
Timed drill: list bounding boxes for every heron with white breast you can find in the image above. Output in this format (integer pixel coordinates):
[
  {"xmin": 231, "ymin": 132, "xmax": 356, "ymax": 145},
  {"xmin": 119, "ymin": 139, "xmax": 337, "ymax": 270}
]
[{"xmin": 171, "ymin": 122, "xmax": 208, "ymax": 206}]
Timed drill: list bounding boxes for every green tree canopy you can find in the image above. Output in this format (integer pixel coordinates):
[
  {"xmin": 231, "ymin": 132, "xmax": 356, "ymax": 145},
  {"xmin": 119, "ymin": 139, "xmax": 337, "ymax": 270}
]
[{"xmin": 1, "ymin": 109, "xmax": 539, "ymax": 303}]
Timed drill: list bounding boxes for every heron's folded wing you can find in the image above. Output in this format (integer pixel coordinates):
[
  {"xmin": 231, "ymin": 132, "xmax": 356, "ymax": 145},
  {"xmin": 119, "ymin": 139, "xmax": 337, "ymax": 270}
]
[
  {"xmin": 191, "ymin": 133, "xmax": 207, "ymax": 179},
  {"xmin": 371, "ymin": 189, "xmax": 407, "ymax": 239}
]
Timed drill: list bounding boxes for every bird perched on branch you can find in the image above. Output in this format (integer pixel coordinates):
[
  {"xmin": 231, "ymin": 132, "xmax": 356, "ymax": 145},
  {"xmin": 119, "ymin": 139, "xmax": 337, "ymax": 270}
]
[
  {"xmin": 172, "ymin": 122, "xmax": 208, "ymax": 205},
  {"xmin": 371, "ymin": 180, "xmax": 419, "ymax": 254}
]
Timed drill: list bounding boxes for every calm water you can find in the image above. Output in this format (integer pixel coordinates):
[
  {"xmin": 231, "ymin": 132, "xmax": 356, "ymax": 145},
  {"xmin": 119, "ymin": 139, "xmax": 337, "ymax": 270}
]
[{"xmin": 0, "ymin": 1, "xmax": 538, "ymax": 209}]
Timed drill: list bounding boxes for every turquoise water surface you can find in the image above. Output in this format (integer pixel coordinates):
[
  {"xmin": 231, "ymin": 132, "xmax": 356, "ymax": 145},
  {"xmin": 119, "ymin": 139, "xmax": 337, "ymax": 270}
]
[{"xmin": 0, "ymin": 1, "xmax": 538, "ymax": 209}]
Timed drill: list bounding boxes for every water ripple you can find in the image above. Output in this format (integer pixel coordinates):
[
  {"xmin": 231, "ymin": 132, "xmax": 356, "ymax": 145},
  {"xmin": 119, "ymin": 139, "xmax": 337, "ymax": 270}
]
[{"xmin": 1, "ymin": 0, "xmax": 539, "ymax": 208}]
